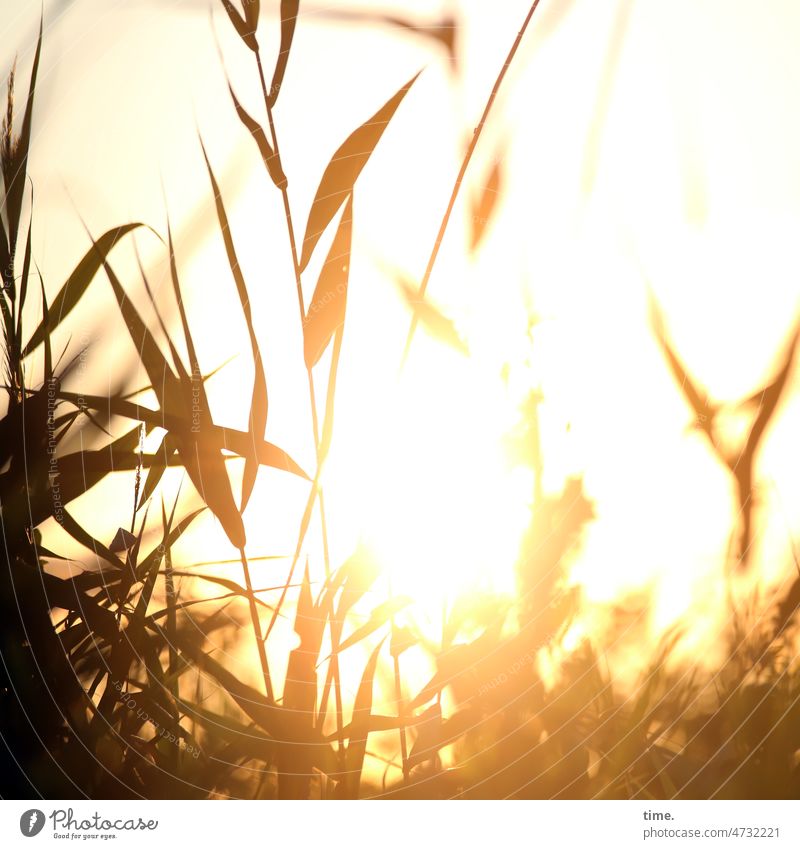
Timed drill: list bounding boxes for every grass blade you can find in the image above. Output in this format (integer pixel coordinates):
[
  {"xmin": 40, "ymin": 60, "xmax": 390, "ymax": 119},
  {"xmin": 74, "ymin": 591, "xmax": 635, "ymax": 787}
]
[
  {"xmin": 299, "ymin": 72, "xmax": 420, "ymax": 272},
  {"xmin": 200, "ymin": 141, "xmax": 268, "ymax": 511},
  {"xmin": 22, "ymin": 224, "xmax": 146, "ymax": 357}
]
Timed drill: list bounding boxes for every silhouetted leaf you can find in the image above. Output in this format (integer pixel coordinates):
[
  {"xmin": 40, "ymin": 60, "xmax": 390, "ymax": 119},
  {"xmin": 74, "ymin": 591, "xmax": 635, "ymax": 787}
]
[
  {"xmin": 200, "ymin": 141, "xmax": 268, "ymax": 511},
  {"xmin": 22, "ymin": 225, "xmax": 145, "ymax": 357},
  {"xmin": 299, "ymin": 72, "xmax": 420, "ymax": 272},
  {"xmin": 303, "ymin": 194, "xmax": 353, "ymax": 369},
  {"xmin": 57, "ymin": 390, "xmax": 309, "ymax": 480}
]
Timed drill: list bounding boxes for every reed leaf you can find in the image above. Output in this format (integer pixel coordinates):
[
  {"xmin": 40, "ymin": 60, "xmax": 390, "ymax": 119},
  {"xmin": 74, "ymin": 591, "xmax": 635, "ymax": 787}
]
[{"xmin": 299, "ymin": 72, "xmax": 420, "ymax": 272}]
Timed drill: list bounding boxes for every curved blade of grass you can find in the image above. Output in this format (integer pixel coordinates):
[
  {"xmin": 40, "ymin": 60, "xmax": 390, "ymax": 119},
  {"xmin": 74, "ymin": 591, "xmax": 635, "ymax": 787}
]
[
  {"xmin": 400, "ymin": 1, "xmax": 543, "ymax": 364},
  {"xmin": 299, "ymin": 72, "xmax": 420, "ymax": 272},
  {"xmin": 200, "ymin": 141, "xmax": 268, "ymax": 512},
  {"xmin": 22, "ymin": 224, "xmax": 146, "ymax": 357},
  {"xmin": 268, "ymin": 0, "xmax": 299, "ymax": 108},
  {"xmin": 303, "ymin": 194, "xmax": 352, "ymax": 370}
]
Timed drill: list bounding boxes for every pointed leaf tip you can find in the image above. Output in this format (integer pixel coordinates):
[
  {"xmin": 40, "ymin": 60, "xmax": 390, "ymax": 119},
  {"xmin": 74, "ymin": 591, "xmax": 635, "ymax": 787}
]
[{"xmin": 299, "ymin": 71, "xmax": 421, "ymax": 272}]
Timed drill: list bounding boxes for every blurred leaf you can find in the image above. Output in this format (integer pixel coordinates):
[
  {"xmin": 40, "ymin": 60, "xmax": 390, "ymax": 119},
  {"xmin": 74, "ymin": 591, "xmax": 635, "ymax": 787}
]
[
  {"xmin": 22, "ymin": 224, "xmax": 145, "ymax": 357},
  {"xmin": 774, "ymin": 575, "xmax": 800, "ymax": 638},
  {"xmin": 269, "ymin": 0, "xmax": 299, "ymax": 108},
  {"xmin": 469, "ymin": 155, "xmax": 502, "ymax": 254},
  {"xmin": 299, "ymin": 72, "xmax": 420, "ymax": 272},
  {"xmin": 338, "ymin": 596, "xmax": 411, "ymax": 653},
  {"xmin": 394, "ymin": 271, "xmax": 468, "ymax": 355},
  {"xmin": 303, "ymin": 194, "xmax": 353, "ymax": 369},
  {"xmin": 220, "ymin": 0, "xmax": 258, "ymax": 51},
  {"xmin": 317, "ymin": 11, "xmax": 457, "ymax": 73}
]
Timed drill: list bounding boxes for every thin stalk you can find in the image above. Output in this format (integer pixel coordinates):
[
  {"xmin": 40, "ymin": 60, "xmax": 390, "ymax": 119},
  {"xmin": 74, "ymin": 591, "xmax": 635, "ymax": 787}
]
[
  {"xmin": 400, "ymin": 0, "xmax": 542, "ymax": 366},
  {"xmin": 253, "ymin": 47, "xmax": 344, "ymax": 748},
  {"xmin": 239, "ymin": 546, "xmax": 274, "ymax": 701}
]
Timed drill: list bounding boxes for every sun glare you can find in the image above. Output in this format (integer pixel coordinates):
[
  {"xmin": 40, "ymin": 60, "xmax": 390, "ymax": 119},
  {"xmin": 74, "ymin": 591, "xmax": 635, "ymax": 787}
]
[{"xmin": 325, "ymin": 333, "xmax": 534, "ymax": 612}]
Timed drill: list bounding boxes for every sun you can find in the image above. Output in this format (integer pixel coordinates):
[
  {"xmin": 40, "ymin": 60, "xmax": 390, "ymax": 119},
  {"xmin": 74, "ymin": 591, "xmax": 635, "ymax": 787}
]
[{"xmin": 323, "ymin": 331, "xmax": 534, "ymax": 615}]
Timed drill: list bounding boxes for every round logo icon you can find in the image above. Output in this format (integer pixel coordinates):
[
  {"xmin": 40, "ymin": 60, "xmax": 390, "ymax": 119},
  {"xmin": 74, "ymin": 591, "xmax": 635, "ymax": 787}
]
[{"xmin": 19, "ymin": 809, "xmax": 46, "ymax": 837}]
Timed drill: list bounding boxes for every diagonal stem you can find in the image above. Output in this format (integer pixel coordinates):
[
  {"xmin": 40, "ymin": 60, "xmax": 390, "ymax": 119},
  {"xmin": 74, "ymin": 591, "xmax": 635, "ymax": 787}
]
[{"xmin": 400, "ymin": 0, "xmax": 543, "ymax": 367}]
